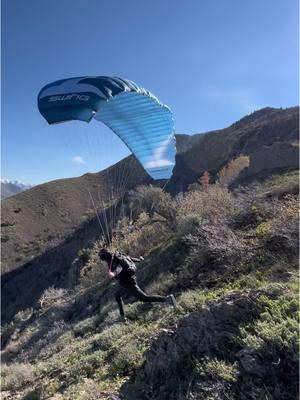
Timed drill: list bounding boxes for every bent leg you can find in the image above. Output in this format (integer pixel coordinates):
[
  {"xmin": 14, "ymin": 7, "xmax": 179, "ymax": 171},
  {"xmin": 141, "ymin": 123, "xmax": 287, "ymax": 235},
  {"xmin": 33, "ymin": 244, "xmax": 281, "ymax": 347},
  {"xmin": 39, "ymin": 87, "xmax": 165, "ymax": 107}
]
[
  {"xmin": 115, "ymin": 287, "xmax": 128, "ymax": 317},
  {"xmin": 130, "ymin": 285, "xmax": 167, "ymax": 303}
]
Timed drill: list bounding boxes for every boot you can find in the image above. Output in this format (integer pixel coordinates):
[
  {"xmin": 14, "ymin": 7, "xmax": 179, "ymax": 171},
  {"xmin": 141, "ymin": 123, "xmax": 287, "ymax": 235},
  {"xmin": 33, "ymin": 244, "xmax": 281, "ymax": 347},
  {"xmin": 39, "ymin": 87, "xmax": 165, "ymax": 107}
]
[
  {"xmin": 165, "ymin": 294, "xmax": 176, "ymax": 308},
  {"xmin": 116, "ymin": 315, "xmax": 127, "ymax": 323}
]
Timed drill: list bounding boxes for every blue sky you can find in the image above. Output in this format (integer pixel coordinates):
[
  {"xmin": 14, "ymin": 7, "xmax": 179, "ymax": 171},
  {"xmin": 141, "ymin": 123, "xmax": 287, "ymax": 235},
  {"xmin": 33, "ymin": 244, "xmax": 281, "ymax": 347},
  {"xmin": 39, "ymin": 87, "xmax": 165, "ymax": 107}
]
[{"xmin": 2, "ymin": 0, "xmax": 299, "ymax": 185}]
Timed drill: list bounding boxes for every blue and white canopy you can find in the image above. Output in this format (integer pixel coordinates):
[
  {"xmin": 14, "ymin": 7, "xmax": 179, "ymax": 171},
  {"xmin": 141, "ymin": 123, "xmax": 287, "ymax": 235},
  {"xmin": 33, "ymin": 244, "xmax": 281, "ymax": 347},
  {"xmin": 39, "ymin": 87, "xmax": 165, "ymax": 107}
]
[{"xmin": 38, "ymin": 76, "xmax": 175, "ymax": 180}]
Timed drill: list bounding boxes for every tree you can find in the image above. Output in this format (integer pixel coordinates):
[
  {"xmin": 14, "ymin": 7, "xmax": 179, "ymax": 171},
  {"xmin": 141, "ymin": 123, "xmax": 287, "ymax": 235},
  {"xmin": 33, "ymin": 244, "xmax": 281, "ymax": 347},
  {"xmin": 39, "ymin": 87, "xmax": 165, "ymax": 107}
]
[
  {"xmin": 217, "ymin": 155, "xmax": 250, "ymax": 186},
  {"xmin": 200, "ymin": 171, "xmax": 210, "ymax": 191}
]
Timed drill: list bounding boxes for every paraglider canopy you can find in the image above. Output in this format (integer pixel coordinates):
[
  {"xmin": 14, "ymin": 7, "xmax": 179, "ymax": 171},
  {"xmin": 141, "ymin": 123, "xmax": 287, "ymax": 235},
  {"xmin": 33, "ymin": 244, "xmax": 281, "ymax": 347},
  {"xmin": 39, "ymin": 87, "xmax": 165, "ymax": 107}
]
[{"xmin": 38, "ymin": 76, "xmax": 176, "ymax": 180}]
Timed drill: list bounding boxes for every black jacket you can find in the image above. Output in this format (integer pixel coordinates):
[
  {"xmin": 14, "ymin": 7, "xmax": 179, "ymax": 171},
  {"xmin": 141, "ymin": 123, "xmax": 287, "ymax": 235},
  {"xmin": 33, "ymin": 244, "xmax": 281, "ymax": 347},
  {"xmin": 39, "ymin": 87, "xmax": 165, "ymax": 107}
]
[{"xmin": 110, "ymin": 253, "xmax": 141, "ymax": 288}]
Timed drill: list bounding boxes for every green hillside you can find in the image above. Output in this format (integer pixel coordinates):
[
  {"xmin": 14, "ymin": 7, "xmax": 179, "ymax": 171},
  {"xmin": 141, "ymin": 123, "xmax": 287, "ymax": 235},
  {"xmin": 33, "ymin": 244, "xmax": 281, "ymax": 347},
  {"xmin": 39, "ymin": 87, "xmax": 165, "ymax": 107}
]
[{"xmin": 1, "ymin": 171, "xmax": 298, "ymax": 400}]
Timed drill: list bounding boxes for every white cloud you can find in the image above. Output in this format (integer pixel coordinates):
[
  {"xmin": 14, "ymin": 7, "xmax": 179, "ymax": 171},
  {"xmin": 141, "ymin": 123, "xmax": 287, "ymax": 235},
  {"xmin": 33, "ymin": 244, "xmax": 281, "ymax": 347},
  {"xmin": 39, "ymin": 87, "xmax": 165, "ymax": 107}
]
[{"xmin": 72, "ymin": 156, "xmax": 86, "ymax": 165}]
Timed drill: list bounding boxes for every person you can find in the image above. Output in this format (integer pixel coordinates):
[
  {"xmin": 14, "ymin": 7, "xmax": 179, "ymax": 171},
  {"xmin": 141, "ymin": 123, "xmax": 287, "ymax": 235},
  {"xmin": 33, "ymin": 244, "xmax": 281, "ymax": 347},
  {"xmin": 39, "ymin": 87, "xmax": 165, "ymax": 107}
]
[{"xmin": 99, "ymin": 249, "xmax": 176, "ymax": 321}]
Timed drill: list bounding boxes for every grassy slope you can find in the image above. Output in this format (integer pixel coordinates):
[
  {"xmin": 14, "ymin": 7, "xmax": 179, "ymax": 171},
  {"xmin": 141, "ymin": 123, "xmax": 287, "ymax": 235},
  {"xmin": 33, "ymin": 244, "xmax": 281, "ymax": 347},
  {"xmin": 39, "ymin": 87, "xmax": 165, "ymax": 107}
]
[{"xmin": 1, "ymin": 171, "xmax": 298, "ymax": 400}]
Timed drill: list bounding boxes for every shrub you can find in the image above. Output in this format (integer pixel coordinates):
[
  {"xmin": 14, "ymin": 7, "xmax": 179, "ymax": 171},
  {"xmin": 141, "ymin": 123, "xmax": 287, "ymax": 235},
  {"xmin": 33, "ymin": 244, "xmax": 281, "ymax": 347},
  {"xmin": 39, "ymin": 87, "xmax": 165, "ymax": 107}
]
[
  {"xmin": 199, "ymin": 170, "xmax": 211, "ymax": 190},
  {"xmin": 178, "ymin": 289, "xmax": 208, "ymax": 312},
  {"xmin": 78, "ymin": 248, "xmax": 92, "ymax": 265},
  {"xmin": 39, "ymin": 287, "xmax": 71, "ymax": 309},
  {"xmin": 269, "ymin": 196, "xmax": 298, "ymax": 241},
  {"xmin": 176, "ymin": 185, "xmax": 234, "ymax": 225},
  {"xmin": 31, "ymin": 320, "xmax": 69, "ymax": 360},
  {"xmin": 176, "ymin": 214, "xmax": 202, "ymax": 237},
  {"xmin": 196, "ymin": 357, "xmax": 239, "ymax": 382},
  {"xmin": 109, "ymin": 340, "xmax": 145, "ymax": 376},
  {"xmin": 79, "ymin": 261, "xmax": 106, "ymax": 289},
  {"xmin": 217, "ymin": 155, "xmax": 250, "ymax": 186},
  {"xmin": 23, "ymin": 391, "xmax": 41, "ymax": 400},
  {"xmin": 176, "ymin": 223, "xmax": 250, "ymax": 290},
  {"xmin": 230, "ymin": 186, "xmax": 278, "ymax": 229},
  {"xmin": 113, "ymin": 213, "xmax": 169, "ymax": 257},
  {"xmin": 240, "ymin": 294, "xmax": 299, "ymax": 354},
  {"xmin": 238, "ymin": 293, "xmax": 299, "ymax": 398},
  {"xmin": 93, "ymin": 322, "xmax": 134, "ymax": 351},
  {"xmin": 255, "ymin": 221, "xmax": 271, "ymax": 238},
  {"xmin": 129, "ymin": 185, "xmax": 176, "ymax": 227},
  {"xmin": 63, "ymin": 377, "xmax": 122, "ymax": 400},
  {"xmin": 186, "ymin": 223, "xmax": 248, "ymax": 268},
  {"xmin": 72, "ymin": 317, "xmax": 98, "ymax": 338},
  {"xmin": 1, "ymin": 362, "xmax": 34, "ymax": 390}
]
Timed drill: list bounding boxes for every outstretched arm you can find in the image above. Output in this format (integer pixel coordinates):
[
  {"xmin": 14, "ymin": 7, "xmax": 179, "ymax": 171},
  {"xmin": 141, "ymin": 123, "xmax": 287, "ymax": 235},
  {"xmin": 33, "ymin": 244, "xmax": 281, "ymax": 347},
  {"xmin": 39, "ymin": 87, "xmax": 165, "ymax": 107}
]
[{"xmin": 130, "ymin": 256, "xmax": 144, "ymax": 262}]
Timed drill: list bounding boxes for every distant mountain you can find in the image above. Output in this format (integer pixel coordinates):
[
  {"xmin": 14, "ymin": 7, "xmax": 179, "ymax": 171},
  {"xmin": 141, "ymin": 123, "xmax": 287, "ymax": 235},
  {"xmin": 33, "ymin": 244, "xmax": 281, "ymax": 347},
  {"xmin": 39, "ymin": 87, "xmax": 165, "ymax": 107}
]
[
  {"xmin": 1, "ymin": 106, "xmax": 299, "ymax": 323},
  {"xmin": 1, "ymin": 180, "xmax": 32, "ymax": 200}
]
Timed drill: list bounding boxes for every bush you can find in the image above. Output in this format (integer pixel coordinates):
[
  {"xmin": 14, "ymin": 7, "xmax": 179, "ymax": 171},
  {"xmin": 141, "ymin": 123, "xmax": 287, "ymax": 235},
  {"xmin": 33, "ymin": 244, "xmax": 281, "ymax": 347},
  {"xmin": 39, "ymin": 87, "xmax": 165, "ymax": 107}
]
[
  {"xmin": 113, "ymin": 213, "xmax": 170, "ymax": 257},
  {"xmin": 178, "ymin": 289, "xmax": 208, "ymax": 312},
  {"xmin": 238, "ymin": 293, "xmax": 299, "ymax": 399},
  {"xmin": 39, "ymin": 287, "xmax": 71, "ymax": 309},
  {"xmin": 130, "ymin": 185, "xmax": 176, "ymax": 227},
  {"xmin": 240, "ymin": 294, "xmax": 299, "ymax": 354},
  {"xmin": 1, "ymin": 362, "xmax": 34, "ymax": 390},
  {"xmin": 31, "ymin": 320, "xmax": 69, "ymax": 360},
  {"xmin": 176, "ymin": 214, "xmax": 202, "ymax": 237},
  {"xmin": 176, "ymin": 185, "xmax": 234, "ymax": 225},
  {"xmin": 79, "ymin": 261, "xmax": 106, "ymax": 289},
  {"xmin": 255, "ymin": 221, "xmax": 271, "ymax": 238},
  {"xmin": 78, "ymin": 248, "xmax": 92, "ymax": 265},
  {"xmin": 230, "ymin": 186, "xmax": 278, "ymax": 230},
  {"xmin": 63, "ymin": 377, "xmax": 122, "ymax": 400},
  {"xmin": 217, "ymin": 155, "xmax": 250, "ymax": 186},
  {"xmin": 93, "ymin": 322, "xmax": 134, "ymax": 351},
  {"xmin": 109, "ymin": 339, "xmax": 146, "ymax": 376},
  {"xmin": 268, "ymin": 196, "xmax": 298, "ymax": 243},
  {"xmin": 196, "ymin": 357, "xmax": 239, "ymax": 382},
  {"xmin": 186, "ymin": 223, "xmax": 248, "ymax": 268}
]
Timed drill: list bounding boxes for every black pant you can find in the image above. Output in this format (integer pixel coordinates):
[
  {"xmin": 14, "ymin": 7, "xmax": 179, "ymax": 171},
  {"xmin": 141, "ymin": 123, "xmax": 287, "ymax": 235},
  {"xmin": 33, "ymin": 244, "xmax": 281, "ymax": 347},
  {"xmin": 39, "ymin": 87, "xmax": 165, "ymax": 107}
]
[{"xmin": 115, "ymin": 284, "xmax": 167, "ymax": 317}]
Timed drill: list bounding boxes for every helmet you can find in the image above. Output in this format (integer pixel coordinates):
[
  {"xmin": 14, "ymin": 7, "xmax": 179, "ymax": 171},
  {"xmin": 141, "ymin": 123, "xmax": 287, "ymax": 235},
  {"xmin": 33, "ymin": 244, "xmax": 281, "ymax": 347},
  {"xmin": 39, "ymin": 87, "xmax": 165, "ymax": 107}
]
[{"xmin": 99, "ymin": 248, "xmax": 112, "ymax": 261}]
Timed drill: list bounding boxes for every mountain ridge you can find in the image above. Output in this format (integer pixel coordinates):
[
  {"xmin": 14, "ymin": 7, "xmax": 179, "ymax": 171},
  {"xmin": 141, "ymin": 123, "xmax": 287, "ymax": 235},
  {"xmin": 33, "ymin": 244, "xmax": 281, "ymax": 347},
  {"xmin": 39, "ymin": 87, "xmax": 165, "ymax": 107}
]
[{"xmin": 170, "ymin": 106, "xmax": 298, "ymax": 192}]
